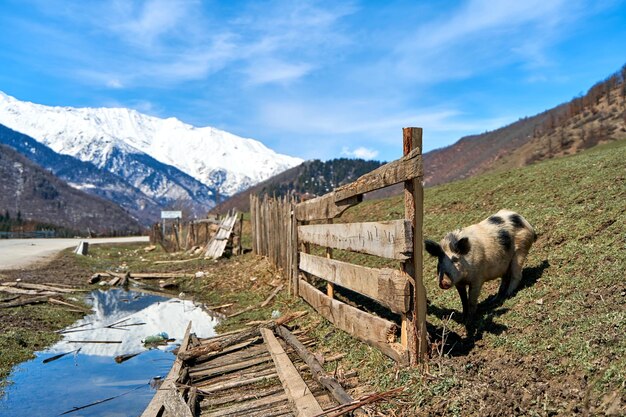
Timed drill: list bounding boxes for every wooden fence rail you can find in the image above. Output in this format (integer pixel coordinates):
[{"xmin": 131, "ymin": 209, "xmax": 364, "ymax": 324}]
[{"xmin": 250, "ymin": 127, "xmax": 427, "ymax": 366}]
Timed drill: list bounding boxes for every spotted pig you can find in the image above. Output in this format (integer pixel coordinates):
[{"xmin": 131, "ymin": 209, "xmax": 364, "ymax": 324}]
[{"xmin": 424, "ymin": 210, "xmax": 536, "ymax": 322}]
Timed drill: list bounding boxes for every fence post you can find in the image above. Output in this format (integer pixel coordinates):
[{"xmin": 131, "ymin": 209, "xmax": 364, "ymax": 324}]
[
  {"xmin": 402, "ymin": 127, "xmax": 428, "ymax": 365},
  {"xmin": 291, "ymin": 201, "xmax": 299, "ymax": 296}
]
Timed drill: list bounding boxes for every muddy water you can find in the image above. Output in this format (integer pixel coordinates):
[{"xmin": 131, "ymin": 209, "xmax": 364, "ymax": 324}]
[{"xmin": 0, "ymin": 288, "xmax": 219, "ymax": 417}]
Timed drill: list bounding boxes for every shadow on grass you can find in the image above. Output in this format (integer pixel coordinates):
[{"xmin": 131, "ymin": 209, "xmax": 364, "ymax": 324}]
[{"xmin": 427, "ymin": 259, "xmax": 550, "ymax": 356}]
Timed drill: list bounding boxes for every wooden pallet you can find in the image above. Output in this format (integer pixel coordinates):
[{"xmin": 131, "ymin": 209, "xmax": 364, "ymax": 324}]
[
  {"xmin": 141, "ymin": 317, "xmax": 359, "ymax": 417},
  {"xmin": 205, "ymin": 212, "xmax": 239, "ymax": 259}
]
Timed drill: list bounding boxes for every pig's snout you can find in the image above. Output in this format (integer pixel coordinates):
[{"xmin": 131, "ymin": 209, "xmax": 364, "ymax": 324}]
[{"xmin": 439, "ymin": 275, "xmax": 453, "ymax": 290}]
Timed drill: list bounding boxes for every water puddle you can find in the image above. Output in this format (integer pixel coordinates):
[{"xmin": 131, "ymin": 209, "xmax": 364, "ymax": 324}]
[{"xmin": 0, "ymin": 288, "xmax": 219, "ymax": 417}]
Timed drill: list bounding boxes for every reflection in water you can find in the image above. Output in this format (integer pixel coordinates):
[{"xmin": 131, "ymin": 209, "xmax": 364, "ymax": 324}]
[
  {"xmin": 52, "ymin": 288, "xmax": 218, "ymax": 356},
  {"xmin": 0, "ymin": 288, "xmax": 219, "ymax": 417}
]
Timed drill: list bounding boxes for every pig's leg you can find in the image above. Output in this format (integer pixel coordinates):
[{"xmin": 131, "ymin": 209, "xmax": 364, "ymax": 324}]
[
  {"xmin": 456, "ymin": 284, "xmax": 469, "ymax": 319},
  {"xmin": 506, "ymin": 251, "xmax": 528, "ymax": 296},
  {"xmin": 497, "ymin": 263, "xmax": 512, "ymax": 299},
  {"xmin": 467, "ymin": 281, "xmax": 484, "ymax": 321}
]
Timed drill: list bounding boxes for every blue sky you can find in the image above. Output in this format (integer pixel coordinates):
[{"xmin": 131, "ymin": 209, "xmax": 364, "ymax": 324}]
[{"xmin": 1, "ymin": 0, "xmax": 625, "ymax": 162}]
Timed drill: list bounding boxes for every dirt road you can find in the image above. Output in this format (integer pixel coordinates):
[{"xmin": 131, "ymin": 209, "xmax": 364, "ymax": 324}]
[{"xmin": 0, "ymin": 237, "xmax": 149, "ymax": 270}]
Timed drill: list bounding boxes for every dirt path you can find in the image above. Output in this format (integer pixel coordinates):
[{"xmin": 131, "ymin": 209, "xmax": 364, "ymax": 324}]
[{"xmin": 0, "ymin": 236, "xmax": 149, "ymax": 270}]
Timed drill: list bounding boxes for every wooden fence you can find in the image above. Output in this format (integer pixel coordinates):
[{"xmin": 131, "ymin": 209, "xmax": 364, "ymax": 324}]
[
  {"xmin": 250, "ymin": 128, "xmax": 427, "ymax": 365},
  {"xmin": 249, "ymin": 195, "xmax": 296, "ymax": 282},
  {"xmin": 150, "ymin": 211, "xmax": 243, "ymax": 256}
]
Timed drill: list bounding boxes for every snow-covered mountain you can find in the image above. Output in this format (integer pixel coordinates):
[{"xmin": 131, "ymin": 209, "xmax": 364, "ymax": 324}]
[{"xmin": 0, "ymin": 92, "xmax": 303, "ymax": 202}]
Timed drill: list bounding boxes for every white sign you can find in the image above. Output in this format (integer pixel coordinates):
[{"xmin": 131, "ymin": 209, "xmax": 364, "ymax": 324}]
[{"xmin": 161, "ymin": 211, "xmax": 182, "ymax": 219}]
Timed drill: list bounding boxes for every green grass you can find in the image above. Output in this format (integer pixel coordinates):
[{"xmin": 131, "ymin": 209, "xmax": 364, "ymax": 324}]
[
  {"xmin": 0, "ymin": 303, "xmax": 85, "ymax": 393},
  {"xmin": 298, "ymin": 139, "xmax": 626, "ymax": 414}
]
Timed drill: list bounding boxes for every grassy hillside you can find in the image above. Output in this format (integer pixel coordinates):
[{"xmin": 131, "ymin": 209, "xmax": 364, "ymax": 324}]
[
  {"xmin": 320, "ymin": 139, "xmax": 625, "ymax": 415},
  {"xmin": 424, "ymin": 64, "xmax": 626, "ymax": 188}
]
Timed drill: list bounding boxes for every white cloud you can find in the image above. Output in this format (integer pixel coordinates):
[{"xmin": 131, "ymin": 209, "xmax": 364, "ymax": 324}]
[
  {"xmin": 244, "ymin": 60, "xmax": 314, "ymax": 86},
  {"xmin": 341, "ymin": 146, "xmax": 379, "ymax": 160},
  {"xmin": 391, "ymin": 0, "xmax": 586, "ymax": 83},
  {"xmin": 106, "ymin": 78, "xmax": 123, "ymax": 89}
]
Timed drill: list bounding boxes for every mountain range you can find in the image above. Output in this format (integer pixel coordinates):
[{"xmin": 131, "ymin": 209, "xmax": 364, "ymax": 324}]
[{"xmin": 0, "ymin": 91, "xmax": 302, "ymax": 222}]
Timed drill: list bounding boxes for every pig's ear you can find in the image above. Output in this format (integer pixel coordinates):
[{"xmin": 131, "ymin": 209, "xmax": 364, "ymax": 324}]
[
  {"xmin": 424, "ymin": 240, "xmax": 443, "ymax": 257},
  {"xmin": 457, "ymin": 237, "xmax": 471, "ymax": 255}
]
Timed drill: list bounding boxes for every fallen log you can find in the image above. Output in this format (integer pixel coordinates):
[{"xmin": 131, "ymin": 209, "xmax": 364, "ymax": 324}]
[
  {"xmin": 205, "ymin": 303, "xmax": 233, "ymax": 311},
  {"xmin": 48, "ymin": 298, "xmax": 91, "ymax": 312},
  {"xmin": 119, "ymin": 272, "xmax": 130, "ymax": 287},
  {"xmin": 129, "ymin": 272, "xmax": 195, "ymax": 279},
  {"xmin": 2, "ymin": 282, "xmax": 82, "ymax": 293},
  {"xmin": 0, "ymin": 285, "xmax": 58, "ymax": 296},
  {"xmin": 260, "ymin": 284, "xmax": 284, "ymax": 308},
  {"xmin": 226, "ymin": 305, "xmax": 254, "ymax": 318},
  {"xmin": 0, "ymin": 296, "xmax": 49, "ymax": 308},
  {"xmin": 0, "ymin": 295, "xmax": 19, "ymax": 303},
  {"xmin": 311, "ymin": 387, "xmax": 405, "ymax": 417},
  {"xmin": 107, "ymin": 277, "xmax": 121, "ymax": 286},
  {"xmin": 178, "ymin": 311, "xmax": 307, "ymax": 362},
  {"xmin": 159, "ymin": 280, "xmax": 178, "ymax": 289}
]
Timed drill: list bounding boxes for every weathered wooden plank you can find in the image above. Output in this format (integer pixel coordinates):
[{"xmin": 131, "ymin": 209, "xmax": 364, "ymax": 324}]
[
  {"xmin": 261, "ymin": 328, "xmax": 324, "ymax": 417},
  {"xmin": 200, "ymin": 385, "xmax": 284, "ymax": 409},
  {"xmin": 0, "ymin": 295, "xmax": 49, "ymax": 308},
  {"xmin": 298, "ymin": 279, "xmax": 407, "ymax": 364},
  {"xmin": 196, "ymin": 373, "xmax": 279, "ymax": 392},
  {"xmin": 140, "ymin": 322, "xmax": 192, "ymax": 417},
  {"xmin": 276, "ymin": 326, "xmax": 355, "ymax": 408},
  {"xmin": 298, "ymin": 220, "xmax": 412, "ymax": 260},
  {"xmin": 202, "ymin": 392, "xmax": 288, "ymax": 417},
  {"xmin": 163, "ymin": 387, "xmax": 194, "ymax": 417},
  {"xmin": 0, "ymin": 285, "xmax": 58, "ymax": 296},
  {"xmin": 205, "ymin": 213, "xmax": 238, "ymax": 259},
  {"xmin": 299, "ymin": 253, "xmax": 410, "ymax": 314},
  {"xmin": 178, "ymin": 311, "xmax": 307, "ymax": 362},
  {"xmin": 1, "ymin": 282, "xmax": 79, "ymax": 293},
  {"xmin": 294, "ymin": 192, "xmax": 361, "ymax": 222},
  {"xmin": 129, "ymin": 272, "xmax": 195, "ymax": 279},
  {"xmin": 334, "ymin": 146, "xmax": 422, "ymax": 202},
  {"xmin": 189, "ymin": 355, "xmax": 272, "ymax": 379}
]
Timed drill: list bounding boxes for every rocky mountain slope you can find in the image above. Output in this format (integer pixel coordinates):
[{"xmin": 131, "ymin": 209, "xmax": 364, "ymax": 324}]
[
  {"xmin": 0, "ymin": 144, "xmax": 142, "ymax": 234},
  {"xmin": 0, "ymin": 124, "xmax": 161, "ymax": 225}
]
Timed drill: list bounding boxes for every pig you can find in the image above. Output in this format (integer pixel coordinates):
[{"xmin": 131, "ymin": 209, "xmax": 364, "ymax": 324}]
[{"xmin": 424, "ymin": 210, "xmax": 536, "ymax": 322}]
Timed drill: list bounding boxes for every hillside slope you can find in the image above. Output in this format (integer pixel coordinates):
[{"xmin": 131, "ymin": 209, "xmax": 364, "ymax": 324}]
[
  {"xmin": 424, "ymin": 64, "xmax": 626, "ymax": 186},
  {"xmin": 329, "ymin": 138, "xmax": 625, "ymax": 415},
  {"xmin": 0, "ymin": 145, "xmax": 142, "ymax": 234}
]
